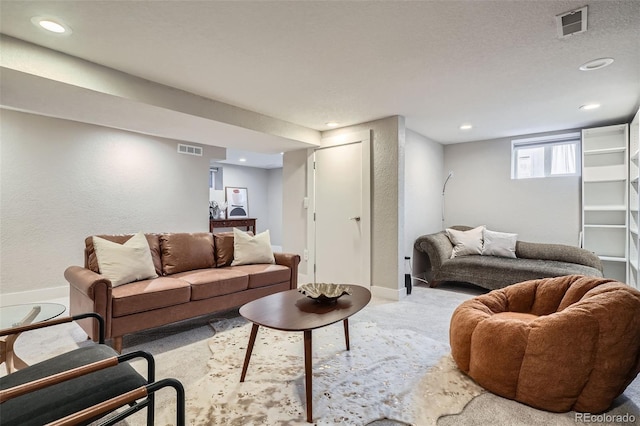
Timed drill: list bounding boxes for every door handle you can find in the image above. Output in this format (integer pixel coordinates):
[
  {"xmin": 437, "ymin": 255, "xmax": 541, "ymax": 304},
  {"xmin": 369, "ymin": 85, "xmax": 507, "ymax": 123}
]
[{"xmin": 349, "ymin": 216, "xmax": 361, "ymax": 222}]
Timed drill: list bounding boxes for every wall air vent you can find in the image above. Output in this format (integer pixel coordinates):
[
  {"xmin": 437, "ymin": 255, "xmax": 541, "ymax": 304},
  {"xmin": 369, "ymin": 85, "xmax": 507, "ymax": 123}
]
[
  {"xmin": 177, "ymin": 143, "xmax": 203, "ymax": 156},
  {"xmin": 556, "ymin": 6, "xmax": 588, "ymax": 38}
]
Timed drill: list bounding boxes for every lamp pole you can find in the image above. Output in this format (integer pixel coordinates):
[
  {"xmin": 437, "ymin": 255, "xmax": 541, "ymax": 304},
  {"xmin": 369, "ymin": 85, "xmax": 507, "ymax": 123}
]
[{"xmin": 441, "ymin": 171, "xmax": 454, "ymax": 229}]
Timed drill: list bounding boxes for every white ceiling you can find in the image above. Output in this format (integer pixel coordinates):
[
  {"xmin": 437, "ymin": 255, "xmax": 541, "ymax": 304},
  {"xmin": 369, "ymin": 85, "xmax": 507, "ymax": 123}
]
[{"xmin": 1, "ymin": 1, "xmax": 639, "ymax": 168}]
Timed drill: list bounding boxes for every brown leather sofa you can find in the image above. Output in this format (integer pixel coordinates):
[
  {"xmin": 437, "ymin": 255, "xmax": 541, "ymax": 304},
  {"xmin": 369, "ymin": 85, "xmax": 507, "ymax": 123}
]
[{"xmin": 65, "ymin": 232, "xmax": 300, "ymax": 352}]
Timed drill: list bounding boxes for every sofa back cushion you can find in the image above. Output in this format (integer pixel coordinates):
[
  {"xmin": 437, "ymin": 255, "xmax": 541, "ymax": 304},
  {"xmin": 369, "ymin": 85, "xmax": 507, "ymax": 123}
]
[
  {"xmin": 213, "ymin": 232, "xmax": 235, "ymax": 267},
  {"xmin": 85, "ymin": 233, "xmax": 162, "ymax": 276},
  {"xmin": 213, "ymin": 231, "xmax": 255, "ymax": 267},
  {"xmin": 516, "ymin": 241, "xmax": 603, "ymax": 271},
  {"xmin": 160, "ymin": 233, "xmax": 214, "ymax": 275}
]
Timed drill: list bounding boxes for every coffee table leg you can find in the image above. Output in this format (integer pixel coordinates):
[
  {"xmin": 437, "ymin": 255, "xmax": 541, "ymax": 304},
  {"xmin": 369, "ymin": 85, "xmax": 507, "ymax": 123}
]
[
  {"xmin": 304, "ymin": 330, "xmax": 313, "ymax": 423},
  {"xmin": 240, "ymin": 323, "xmax": 259, "ymax": 382},
  {"xmin": 343, "ymin": 318, "xmax": 350, "ymax": 351}
]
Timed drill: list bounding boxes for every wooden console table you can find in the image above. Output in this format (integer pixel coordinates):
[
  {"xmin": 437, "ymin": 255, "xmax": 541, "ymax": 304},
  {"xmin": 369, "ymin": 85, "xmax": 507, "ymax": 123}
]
[{"xmin": 210, "ymin": 218, "xmax": 256, "ymax": 234}]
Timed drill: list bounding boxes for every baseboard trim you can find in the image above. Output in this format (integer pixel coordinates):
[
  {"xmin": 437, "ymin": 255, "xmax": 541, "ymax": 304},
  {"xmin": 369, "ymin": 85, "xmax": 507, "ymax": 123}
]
[
  {"xmin": 1, "ymin": 286, "xmax": 68, "ymax": 306},
  {"xmin": 371, "ymin": 285, "xmax": 406, "ymax": 301}
]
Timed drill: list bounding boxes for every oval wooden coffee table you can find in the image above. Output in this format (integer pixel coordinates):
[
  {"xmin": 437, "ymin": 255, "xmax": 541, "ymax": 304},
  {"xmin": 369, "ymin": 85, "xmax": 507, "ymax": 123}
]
[{"xmin": 239, "ymin": 285, "xmax": 371, "ymax": 423}]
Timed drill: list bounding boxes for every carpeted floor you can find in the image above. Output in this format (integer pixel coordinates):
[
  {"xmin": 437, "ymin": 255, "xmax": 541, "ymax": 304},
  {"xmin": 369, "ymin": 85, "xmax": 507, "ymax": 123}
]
[{"xmin": 3, "ymin": 282, "xmax": 639, "ymax": 425}]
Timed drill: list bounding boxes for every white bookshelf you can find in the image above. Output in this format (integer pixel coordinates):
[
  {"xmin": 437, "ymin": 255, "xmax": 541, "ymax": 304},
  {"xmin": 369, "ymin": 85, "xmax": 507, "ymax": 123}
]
[
  {"xmin": 629, "ymin": 109, "xmax": 640, "ymax": 289},
  {"xmin": 582, "ymin": 124, "xmax": 629, "ymax": 283}
]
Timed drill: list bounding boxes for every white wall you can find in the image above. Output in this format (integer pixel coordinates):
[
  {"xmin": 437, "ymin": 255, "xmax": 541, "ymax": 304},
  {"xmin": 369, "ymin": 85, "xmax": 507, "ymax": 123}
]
[
  {"xmin": 404, "ymin": 129, "xmax": 444, "ymax": 256},
  {"xmin": 443, "ymin": 131, "xmax": 581, "ymax": 245},
  {"xmin": 209, "ymin": 163, "xmax": 283, "ymax": 245},
  {"xmin": 0, "ymin": 109, "xmax": 221, "ymax": 301}
]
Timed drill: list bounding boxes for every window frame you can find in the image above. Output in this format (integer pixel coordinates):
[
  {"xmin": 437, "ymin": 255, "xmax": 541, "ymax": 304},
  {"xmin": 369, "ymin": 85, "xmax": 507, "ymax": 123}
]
[{"xmin": 511, "ymin": 132, "xmax": 581, "ymax": 180}]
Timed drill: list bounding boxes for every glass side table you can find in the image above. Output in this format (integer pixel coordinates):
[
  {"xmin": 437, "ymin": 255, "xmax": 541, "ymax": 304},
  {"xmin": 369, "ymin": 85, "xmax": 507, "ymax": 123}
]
[{"xmin": 0, "ymin": 302, "xmax": 66, "ymax": 373}]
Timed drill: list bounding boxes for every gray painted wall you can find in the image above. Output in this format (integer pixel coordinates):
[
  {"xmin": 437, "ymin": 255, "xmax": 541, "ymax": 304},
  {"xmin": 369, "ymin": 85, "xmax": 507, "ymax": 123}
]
[
  {"xmin": 283, "ymin": 116, "xmax": 405, "ymax": 298},
  {"xmin": 1, "ymin": 109, "xmax": 222, "ymax": 300},
  {"xmin": 323, "ymin": 116, "xmax": 403, "ymax": 297},
  {"xmin": 209, "ymin": 163, "xmax": 283, "ymax": 245},
  {"xmin": 1, "ymin": 108, "xmax": 582, "ymax": 304},
  {"xmin": 267, "ymin": 168, "xmax": 283, "ymax": 246},
  {"xmin": 404, "ymin": 129, "xmax": 444, "ymax": 256},
  {"xmin": 443, "ymin": 131, "xmax": 581, "ymax": 245},
  {"xmin": 282, "ymin": 149, "xmax": 310, "ymax": 276}
]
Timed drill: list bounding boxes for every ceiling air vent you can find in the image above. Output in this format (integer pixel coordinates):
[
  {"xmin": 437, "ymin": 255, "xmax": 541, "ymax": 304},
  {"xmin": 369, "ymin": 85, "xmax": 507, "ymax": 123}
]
[
  {"xmin": 556, "ymin": 6, "xmax": 588, "ymax": 38},
  {"xmin": 177, "ymin": 143, "xmax": 203, "ymax": 156}
]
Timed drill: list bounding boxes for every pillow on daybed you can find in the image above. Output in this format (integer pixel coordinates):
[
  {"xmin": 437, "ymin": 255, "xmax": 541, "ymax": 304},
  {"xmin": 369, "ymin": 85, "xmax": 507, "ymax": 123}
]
[
  {"xmin": 93, "ymin": 232, "xmax": 158, "ymax": 286},
  {"xmin": 446, "ymin": 226, "xmax": 485, "ymax": 258},
  {"xmin": 231, "ymin": 228, "xmax": 275, "ymax": 266},
  {"xmin": 482, "ymin": 229, "xmax": 518, "ymax": 258}
]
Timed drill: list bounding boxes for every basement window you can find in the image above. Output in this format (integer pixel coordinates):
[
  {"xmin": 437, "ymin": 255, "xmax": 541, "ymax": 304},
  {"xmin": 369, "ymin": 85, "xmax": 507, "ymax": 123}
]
[{"xmin": 511, "ymin": 133, "xmax": 581, "ymax": 179}]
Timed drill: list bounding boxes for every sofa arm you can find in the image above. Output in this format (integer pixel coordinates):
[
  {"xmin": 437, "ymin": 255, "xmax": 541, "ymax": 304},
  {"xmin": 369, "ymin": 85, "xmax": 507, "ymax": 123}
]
[
  {"xmin": 515, "ymin": 242, "xmax": 604, "ymax": 272},
  {"xmin": 414, "ymin": 232, "xmax": 453, "ymax": 271},
  {"xmin": 274, "ymin": 253, "xmax": 301, "ymax": 290},
  {"xmin": 64, "ymin": 266, "xmax": 112, "ymax": 299},
  {"xmin": 64, "ymin": 266, "xmax": 113, "ymax": 341}
]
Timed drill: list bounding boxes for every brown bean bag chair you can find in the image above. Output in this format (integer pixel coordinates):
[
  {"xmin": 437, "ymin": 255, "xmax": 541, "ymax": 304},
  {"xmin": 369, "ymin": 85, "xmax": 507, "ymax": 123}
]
[{"xmin": 450, "ymin": 274, "xmax": 640, "ymax": 413}]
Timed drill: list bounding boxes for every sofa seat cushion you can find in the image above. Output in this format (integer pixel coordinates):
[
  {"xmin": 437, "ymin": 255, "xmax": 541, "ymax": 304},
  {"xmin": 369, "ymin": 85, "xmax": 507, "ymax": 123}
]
[
  {"xmin": 111, "ymin": 277, "xmax": 191, "ymax": 317},
  {"xmin": 171, "ymin": 268, "xmax": 249, "ymax": 300},
  {"xmin": 230, "ymin": 264, "xmax": 291, "ymax": 289},
  {"xmin": 438, "ymin": 256, "xmax": 603, "ymax": 290}
]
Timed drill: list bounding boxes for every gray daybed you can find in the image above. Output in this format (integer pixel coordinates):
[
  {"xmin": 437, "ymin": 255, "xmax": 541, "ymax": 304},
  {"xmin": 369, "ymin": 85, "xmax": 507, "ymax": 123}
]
[{"xmin": 414, "ymin": 226, "xmax": 604, "ymax": 291}]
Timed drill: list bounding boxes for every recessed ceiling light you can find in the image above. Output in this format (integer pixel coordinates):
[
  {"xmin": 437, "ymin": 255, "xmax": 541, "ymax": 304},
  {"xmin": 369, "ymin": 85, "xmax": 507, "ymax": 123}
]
[
  {"xmin": 239, "ymin": 158, "xmax": 247, "ymax": 162},
  {"xmin": 31, "ymin": 16, "xmax": 72, "ymax": 34},
  {"xmin": 326, "ymin": 122, "xmax": 339, "ymax": 128},
  {"xmin": 579, "ymin": 58, "xmax": 614, "ymax": 71},
  {"xmin": 579, "ymin": 103, "xmax": 601, "ymax": 110},
  {"xmin": 459, "ymin": 124, "xmax": 473, "ymax": 130}
]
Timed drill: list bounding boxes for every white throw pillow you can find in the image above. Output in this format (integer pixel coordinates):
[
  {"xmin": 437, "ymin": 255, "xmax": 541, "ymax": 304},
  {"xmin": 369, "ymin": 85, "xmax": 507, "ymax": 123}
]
[
  {"xmin": 482, "ymin": 229, "xmax": 518, "ymax": 258},
  {"xmin": 446, "ymin": 226, "xmax": 485, "ymax": 258},
  {"xmin": 93, "ymin": 232, "xmax": 158, "ymax": 286},
  {"xmin": 231, "ymin": 228, "xmax": 275, "ymax": 266}
]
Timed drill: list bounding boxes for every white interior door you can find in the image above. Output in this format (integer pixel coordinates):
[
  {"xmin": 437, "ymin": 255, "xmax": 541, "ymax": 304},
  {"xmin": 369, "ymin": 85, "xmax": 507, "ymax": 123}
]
[{"xmin": 312, "ymin": 131, "xmax": 371, "ymax": 287}]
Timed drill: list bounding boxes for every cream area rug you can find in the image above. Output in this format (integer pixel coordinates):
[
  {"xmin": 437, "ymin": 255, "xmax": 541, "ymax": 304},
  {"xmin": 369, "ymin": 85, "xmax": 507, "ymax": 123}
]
[
  {"xmin": 7, "ymin": 284, "xmax": 639, "ymax": 425},
  {"xmin": 166, "ymin": 316, "xmax": 483, "ymax": 426}
]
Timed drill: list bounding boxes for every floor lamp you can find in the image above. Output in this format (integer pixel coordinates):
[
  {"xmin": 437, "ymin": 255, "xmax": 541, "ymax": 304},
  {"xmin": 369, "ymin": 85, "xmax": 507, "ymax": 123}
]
[{"xmin": 442, "ymin": 171, "xmax": 454, "ymax": 229}]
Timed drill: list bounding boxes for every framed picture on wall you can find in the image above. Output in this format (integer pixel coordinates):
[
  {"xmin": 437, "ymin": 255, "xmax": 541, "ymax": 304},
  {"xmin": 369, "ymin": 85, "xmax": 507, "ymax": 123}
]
[{"xmin": 225, "ymin": 187, "xmax": 249, "ymax": 219}]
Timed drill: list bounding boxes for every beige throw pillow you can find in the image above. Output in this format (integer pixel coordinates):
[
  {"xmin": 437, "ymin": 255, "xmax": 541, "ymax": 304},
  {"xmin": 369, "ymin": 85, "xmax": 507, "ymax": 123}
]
[
  {"xmin": 231, "ymin": 228, "xmax": 275, "ymax": 266},
  {"xmin": 93, "ymin": 232, "xmax": 158, "ymax": 286},
  {"xmin": 482, "ymin": 229, "xmax": 518, "ymax": 258},
  {"xmin": 446, "ymin": 226, "xmax": 485, "ymax": 258}
]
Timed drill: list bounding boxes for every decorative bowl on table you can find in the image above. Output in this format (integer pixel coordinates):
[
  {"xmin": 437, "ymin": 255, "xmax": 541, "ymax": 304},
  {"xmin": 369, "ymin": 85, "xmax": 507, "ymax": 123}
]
[{"xmin": 298, "ymin": 283, "xmax": 351, "ymax": 304}]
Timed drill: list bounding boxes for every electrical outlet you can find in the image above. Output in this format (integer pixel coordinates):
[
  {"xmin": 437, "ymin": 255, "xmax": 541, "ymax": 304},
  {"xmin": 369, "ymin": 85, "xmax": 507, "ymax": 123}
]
[{"xmin": 303, "ymin": 249, "xmax": 309, "ymax": 261}]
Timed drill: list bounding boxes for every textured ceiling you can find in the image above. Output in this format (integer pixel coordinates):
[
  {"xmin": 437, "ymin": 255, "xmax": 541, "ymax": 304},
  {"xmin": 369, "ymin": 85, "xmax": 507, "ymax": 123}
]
[{"xmin": 1, "ymin": 0, "xmax": 639, "ymax": 157}]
